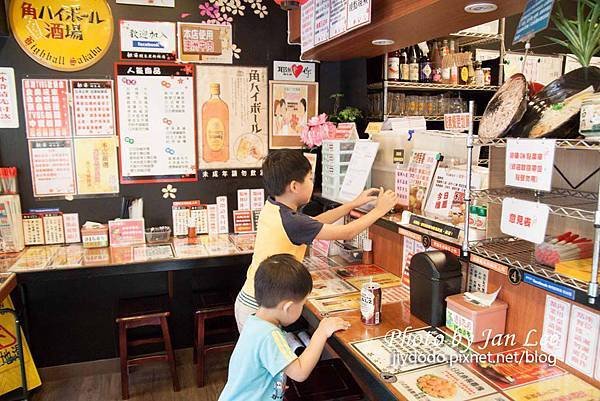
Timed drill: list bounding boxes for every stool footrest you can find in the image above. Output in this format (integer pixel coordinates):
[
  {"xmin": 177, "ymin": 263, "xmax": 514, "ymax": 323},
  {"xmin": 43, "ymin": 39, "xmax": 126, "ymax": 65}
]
[
  {"xmin": 128, "ymin": 337, "xmax": 164, "ymax": 348},
  {"xmin": 127, "ymin": 354, "xmax": 168, "ymax": 366}
]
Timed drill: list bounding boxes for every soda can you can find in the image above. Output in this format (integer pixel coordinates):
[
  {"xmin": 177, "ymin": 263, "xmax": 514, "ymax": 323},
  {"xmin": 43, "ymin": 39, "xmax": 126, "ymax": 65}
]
[{"xmin": 361, "ymin": 282, "xmax": 382, "ymax": 325}]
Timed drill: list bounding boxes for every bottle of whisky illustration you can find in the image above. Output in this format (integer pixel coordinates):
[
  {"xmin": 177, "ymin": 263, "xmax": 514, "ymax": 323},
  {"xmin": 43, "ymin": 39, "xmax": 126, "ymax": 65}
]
[{"xmin": 202, "ymin": 83, "xmax": 229, "ymax": 162}]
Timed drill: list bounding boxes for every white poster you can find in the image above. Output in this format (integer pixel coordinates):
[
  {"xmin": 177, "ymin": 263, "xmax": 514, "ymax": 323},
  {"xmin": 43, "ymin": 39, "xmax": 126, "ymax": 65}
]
[
  {"xmin": 0, "ymin": 68, "xmax": 19, "ymax": 128},
  {"xmin": 71, "ymin": 80, "xmax": 115, "ymax": 137},
  {"xmin": 116, "ymin": 0, "xmax": 175, "ymax": 7},
  {"xmin": 500, "ymin": 198, "xmax": 549, "ymax": 244},
  {"xmin": 506, "ymin": 139, "xmax": 555, "ymax": 192},
  {"xmin": 541, "ymin": 295, "xmax": 571, "ymax": 361},
  {"xmin": 120, "ymin": 20, "xmax": 177, "ymax": 61},
  {"xmin": 314, "ymin": 0, "xmax": 331, "ymax": 45},
  {"xmin": 29, "ymin": 140, "xmax": 77, "ymax": 197},
  {"xmin": 347, "ymin": 0, "xmax": 371, "ymax": 30},
  {"xmin": 196, "ymin": 66, "xmax": 268, "ymax": 170},
  {"xmin": 301, "ymin": 0, "xmax": 315, "ymax": 53},
  {"xmin": 116, "ymin": 63, "xmax": 197, "ymax": 183},
  {"xmin": 273, "ymin": 61, "xmax": 316, "ymax": 82},
  {"xmin": 338, "ymin": 141, "xmax": 379, "ymax": 202},
  {"xmin": 329, "ymin": 0, "xmax": 348, "ymax": 38},
  {"xmin": 565, "ymin": 305, "xmax": 599, "ymax": 377}
]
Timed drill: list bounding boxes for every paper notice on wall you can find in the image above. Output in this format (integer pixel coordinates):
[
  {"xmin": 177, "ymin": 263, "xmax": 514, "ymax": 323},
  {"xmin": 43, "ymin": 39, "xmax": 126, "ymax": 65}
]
[
  {"xmin": 74, "ymin": 137, "xmax": 120, "ymax": 195},
  {"xmin": 313, "ymin": 0, "xmax": 331, "ymax": 45},
  {"xmin": 541, "ymin": 295, "xmax": 571, "ymax": 361},
  {"xmin": 300, "ymin": 0, "xmax": 316, "ymax": 53},
  {"xmin": 116, "ymin": 63, "xmax": 197, "ymax": 183},
  {"xmin": 120, "ymin": 20, "xmax": 176, "ymax": 61},
  {"xmin": 501, "ymin": 198, "xmax": 549, "ymax": 244},
  {"xmin": 22, "ymin": 79, "xmax": 71, "ymax": 138},
  {"xmin": 0, "ymin": 68, "xmax": 19, "ymax": 128},
  {"xmin": 71, "ymin": 80, "xmax": 115, "ymax": 137},
  {"xmin": 338, "ymin": 141, "xmax": 379, "ymax": 202},
  {"xmin": 29, "ymin": 140, "xmax": 77, "ymax": 197},
  {"xmin": 565, "ymin": 305, "xmax": 599, "ymax": 377},
  {"xmin": 346, "ymin": 0, "xmax": 371, "ymax": 30},
  {"xmin": 329, "ymin": 0, "xmax": 348, "ymax": 38}
]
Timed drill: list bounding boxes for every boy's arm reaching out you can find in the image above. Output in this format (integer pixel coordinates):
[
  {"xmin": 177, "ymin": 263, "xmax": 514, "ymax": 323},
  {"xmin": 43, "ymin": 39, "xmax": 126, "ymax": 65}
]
[{"xmin": 313, "ymin": 188, "xmax": 379, "ymax": 224}]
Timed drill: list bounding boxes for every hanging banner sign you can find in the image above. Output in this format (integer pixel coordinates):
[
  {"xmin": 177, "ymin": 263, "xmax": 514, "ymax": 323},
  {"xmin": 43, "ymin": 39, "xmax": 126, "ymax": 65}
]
[
  {"xmin": 120, "ymin": 20, "xmax": 176, "ymax": 61},
  {"xmin": 506, "ymin": 138, "xmax": 555, "ymax": 192},
  {"xmin": 501, "ymin": 198, "xmax": 549, "ymax": 244},
  {"xmin": 9, "ymin": 0, "xmax": 114, "ymax": 72},
  {"xmin": 513, "ymin": 0, "xmax": 556, "ymax": 44}
]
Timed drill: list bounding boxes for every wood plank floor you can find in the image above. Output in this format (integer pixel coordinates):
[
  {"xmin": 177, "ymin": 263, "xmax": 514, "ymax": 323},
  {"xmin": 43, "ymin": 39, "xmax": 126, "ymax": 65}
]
[{"xmin": 31, "ymin": 352, "xmax": 231, "ymax": 401}]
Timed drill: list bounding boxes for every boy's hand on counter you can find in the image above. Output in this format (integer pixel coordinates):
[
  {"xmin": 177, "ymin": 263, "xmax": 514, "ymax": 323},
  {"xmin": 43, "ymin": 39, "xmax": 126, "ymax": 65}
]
[
  {"xmin": 374, "ymin": 187, "xmax": 399, "ymax": 214},
  {"xmin": 350, "ymin": 188, "xmax": 379, "ymax": 208},
  {"xmin": 316, "ymin": 317, "xmax": 351, "ymax": 338}
]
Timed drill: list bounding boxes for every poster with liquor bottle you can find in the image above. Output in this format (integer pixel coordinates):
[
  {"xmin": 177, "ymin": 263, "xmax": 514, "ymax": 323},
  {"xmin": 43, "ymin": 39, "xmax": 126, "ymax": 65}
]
[
  {"xmin": 115, "ymin": 62, "xmax": 197, "ymax": 183},
  {"xmin": 196, "ymin": 66, "xmax": 268, "ymax": 170},
  {"xmin": 269, "ymin": 81, "xmax": 318, "ymax": 149}
]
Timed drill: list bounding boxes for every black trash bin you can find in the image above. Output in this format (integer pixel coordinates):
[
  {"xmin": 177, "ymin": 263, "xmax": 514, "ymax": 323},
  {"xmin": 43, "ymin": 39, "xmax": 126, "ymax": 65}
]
[{"xmin": 409, "ymin": 250, "xmax": 462, "ymax": 326}]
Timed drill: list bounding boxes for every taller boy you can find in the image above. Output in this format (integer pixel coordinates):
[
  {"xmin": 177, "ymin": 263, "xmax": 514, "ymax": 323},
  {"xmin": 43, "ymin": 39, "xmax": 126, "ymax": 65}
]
[{"xmin": 235, "ymin": 149, "xmax": 398, "ymax": 331}]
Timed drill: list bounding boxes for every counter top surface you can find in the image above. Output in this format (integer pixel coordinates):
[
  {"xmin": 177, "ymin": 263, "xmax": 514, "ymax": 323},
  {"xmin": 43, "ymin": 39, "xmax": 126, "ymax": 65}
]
[
  {"xmin": 3, "ymin": 234, "xmax": 255, "ymax": 274},
  {"xmin": 0, "ymin": 273, "xmax": 16, "ymax": 302}
]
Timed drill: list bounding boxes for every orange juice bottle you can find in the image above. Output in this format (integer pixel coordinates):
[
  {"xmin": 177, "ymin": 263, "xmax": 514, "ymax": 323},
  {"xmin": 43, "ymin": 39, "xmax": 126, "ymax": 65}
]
[{"xmin": 202, "ymin": 83, "xmax": 229, "ymax": 162}]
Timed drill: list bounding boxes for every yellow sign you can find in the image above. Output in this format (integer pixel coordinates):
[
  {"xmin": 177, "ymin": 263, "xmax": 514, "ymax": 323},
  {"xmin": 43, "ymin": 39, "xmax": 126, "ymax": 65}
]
[
  {"xmin": 9, "ymin": 0, "xmax": 114, "ymax": 72},
  {"xmin": 0, "ymin": 298, "xmax": 41, "ymax": 395},
  {"xmin": 505, "ymin": 374, "xmax": 600, "ymax": 401},
  {"xmin": 74, "ymin": 137, "xmax": 119, "ymax": 195},
  {"xmin": 365, "ymin": 122, "xmax": 383, "ymax": 135}
]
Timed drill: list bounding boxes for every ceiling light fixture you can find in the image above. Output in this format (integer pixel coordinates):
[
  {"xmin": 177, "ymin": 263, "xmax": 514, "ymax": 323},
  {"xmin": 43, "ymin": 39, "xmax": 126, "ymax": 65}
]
[
  {"xmin": 372, "ymin": 39, "xmax": 395, "ymax": 46},
  {"xmin": 464, "ymin": 2, "xmax": 498, "ymax": 13}
]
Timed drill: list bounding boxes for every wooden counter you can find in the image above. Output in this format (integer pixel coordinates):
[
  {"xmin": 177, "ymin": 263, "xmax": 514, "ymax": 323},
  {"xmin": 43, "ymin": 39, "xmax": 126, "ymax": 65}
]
[{"xmin": 0, "ymin": 272, "xmax": 16, "ymax": 302}]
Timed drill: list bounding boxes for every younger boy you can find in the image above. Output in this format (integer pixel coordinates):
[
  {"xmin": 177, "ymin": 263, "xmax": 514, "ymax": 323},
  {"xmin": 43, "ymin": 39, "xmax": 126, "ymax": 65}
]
[
  {"xmin": 219, "ymin": 254, "xmax": 350, "ymax": 401},
  {"xmin": 236, "ymin": 149, "xmax": 398, "ymax": 331}
]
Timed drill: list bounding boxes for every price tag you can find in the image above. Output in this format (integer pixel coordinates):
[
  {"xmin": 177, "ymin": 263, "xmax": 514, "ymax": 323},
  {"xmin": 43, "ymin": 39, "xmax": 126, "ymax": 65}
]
[
  {"xmin": 501, "ymin": 198, "xmax": 549, "ymax": 244},
  {"xmin": 506, "ymin": 138, "xmax": 556, "ymax": 191},
  {"xmin": 443, "ymin": 113, "xmax": 471, "ymax": 132},
  {"xmin": 365, "ymin": 122, "xmax": 383, "ymax": 135}
]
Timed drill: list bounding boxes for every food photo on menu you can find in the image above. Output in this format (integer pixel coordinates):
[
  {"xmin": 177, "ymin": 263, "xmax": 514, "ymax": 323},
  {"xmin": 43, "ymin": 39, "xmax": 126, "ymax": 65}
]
[{"xmin": 0, "ymin": 0, "xmax": 599, "ymax": 400}]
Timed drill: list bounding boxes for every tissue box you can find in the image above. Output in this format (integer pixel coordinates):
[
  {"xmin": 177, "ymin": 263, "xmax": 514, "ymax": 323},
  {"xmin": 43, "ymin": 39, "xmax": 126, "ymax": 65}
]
[
  {"xmin": 445, "ymin": 293, "xmax": 507, "ymax": 343},
  {"xmin": 81, "ymin": 225, "xmax": 109, "ymax": 248}
]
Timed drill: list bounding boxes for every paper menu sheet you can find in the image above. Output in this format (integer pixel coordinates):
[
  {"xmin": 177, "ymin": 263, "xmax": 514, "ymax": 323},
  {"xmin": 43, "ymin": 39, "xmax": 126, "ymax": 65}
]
[
  {"xmin": 565, "ymin": 305, "xmax": 599, "ymax": 377},
  {"xmin": 541, "ymin": 295, "xmax": 571, "ymax": 361},
  {"xmin": 338, "ymin": 141, "xmax": 379, "ymax": 202},
  {"xmin": 392, "ymin": 364, "xmax": 495, "ymax": 401}
]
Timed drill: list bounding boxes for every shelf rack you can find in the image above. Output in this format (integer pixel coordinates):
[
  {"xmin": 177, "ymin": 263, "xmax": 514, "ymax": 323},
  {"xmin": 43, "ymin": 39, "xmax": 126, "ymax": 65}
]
[
  {"xmin": 373, "ymin": 115, "xmax": 483, "ymax": 122},
  {"xmin": 472, "ymin": 188, "xmax": 599, "ymax": 223},
  {"xmin": 469, "ymin": 237, "xmax": 590, "ymax": 293},
  {"xmin": 368, "ymin": 82, "xmax": 500, "ymax": 91},
  {"xmin": 475, "ymin": 137, "xmax": 600, "ymax": 151},
  {"xmin": 464, "ymin": 104, "xmax": 600, "ymax": 306},
  {"xmin": 450, "ymin": 31, "xmax": 504, "ymax": 47}
]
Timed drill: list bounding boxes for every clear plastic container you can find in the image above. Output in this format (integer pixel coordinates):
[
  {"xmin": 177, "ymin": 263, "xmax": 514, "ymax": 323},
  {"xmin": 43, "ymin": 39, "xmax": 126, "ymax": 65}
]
[
  {"xmin": 322, "ymin": 140, "xmax": 356, "ymax": 153},
  {"xmin": 145, "ymin": 226, "xmax": 171, "ymax": 243}
]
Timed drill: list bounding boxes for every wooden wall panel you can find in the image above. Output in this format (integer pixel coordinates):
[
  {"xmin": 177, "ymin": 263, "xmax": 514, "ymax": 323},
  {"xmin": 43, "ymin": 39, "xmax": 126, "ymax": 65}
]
[{"xmin": 370, "ymin": 224, "xmax": 402, "ymax": 276}]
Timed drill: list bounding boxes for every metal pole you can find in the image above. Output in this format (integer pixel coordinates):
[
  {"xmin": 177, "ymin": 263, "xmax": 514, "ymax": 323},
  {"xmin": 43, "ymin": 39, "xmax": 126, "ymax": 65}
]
[
  {"xmin": 0, "ymin": 308, "xmax": 28, "ymax": 400},
  {"xmin": 588, "ymin": 178, "xmax": 600, "ymax": 304},
  {"xmin": 463, "ymin": 101, "xmax": 475, "ymax": 257},
  {"xmin": 499, "ymin": 18, "xmax": 505, "ymax": 84},
  {"xmin": 383, "ymin": 53, "xmax": 389, "ymax": 117}
]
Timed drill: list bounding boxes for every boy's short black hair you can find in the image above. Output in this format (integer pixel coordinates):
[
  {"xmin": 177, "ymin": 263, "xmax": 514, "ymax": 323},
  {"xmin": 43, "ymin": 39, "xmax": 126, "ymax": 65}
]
[
  {"xmin": 254, "ymin": 254, "xmax": 312, "ymax": 308},
  {"xmin": 262, "ymin": 149, "xmax": 312, "ymax": 196}
]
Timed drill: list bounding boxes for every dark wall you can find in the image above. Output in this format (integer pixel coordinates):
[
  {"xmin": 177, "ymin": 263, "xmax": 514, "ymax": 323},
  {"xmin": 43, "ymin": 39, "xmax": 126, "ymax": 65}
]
[{"xmin": 0, "ymin": 0, "xmax": 303, "ymax": 228}]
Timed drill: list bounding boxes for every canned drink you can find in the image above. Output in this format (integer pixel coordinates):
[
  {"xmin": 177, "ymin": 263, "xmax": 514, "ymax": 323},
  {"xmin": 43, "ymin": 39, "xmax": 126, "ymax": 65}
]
[{"xmin": 361, "ymin": 282, "xmax": 382, "ymax": 325}]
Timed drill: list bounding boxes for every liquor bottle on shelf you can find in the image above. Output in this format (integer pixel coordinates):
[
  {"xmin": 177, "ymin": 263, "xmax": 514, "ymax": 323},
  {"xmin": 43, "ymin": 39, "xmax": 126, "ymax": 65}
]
[
  {"xmin": 419, "ymin": 42, "xmax": 432, "ymax": 83},
  {"xmin": 409, "ymin": 46, "xmax": 420, "ymax": 82},
  {"xmin": 449, "ymin": 41, "xmax": 459, "ymax": 85},
  {"xmin": 400, "ymin": 48, "xmax": 410, "ymax": 82},
  {"xmin": 431, "ymin": 41, "xmax": 442, "ymax": 83},
  {"xmin": 387, "ymin": 49, "xmax": 400, "ymax": 81},
  {"xmin": 202, "ymin": 83, "xmax": 229, "ymax": 163},
  {"xmin": 441, "ymin": 39, "xmax": 451, "ymax": 83}
]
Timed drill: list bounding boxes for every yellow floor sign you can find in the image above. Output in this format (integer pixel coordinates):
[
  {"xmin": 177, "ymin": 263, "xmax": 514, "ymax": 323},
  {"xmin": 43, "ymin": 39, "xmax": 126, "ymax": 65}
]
[{"xmin": 0, "ymin": 298, "xmax": 41, "ymax": 395}]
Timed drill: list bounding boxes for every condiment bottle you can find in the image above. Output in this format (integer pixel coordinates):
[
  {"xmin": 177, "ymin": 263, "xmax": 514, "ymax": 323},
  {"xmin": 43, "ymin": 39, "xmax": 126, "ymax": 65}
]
[{"xmin": 362, "ymin": 238, "xmax": 373, "ymax": 265}]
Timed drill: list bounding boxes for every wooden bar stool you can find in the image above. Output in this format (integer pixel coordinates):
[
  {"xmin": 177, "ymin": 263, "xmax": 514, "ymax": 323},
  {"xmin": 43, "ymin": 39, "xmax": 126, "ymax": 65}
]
[
  {"xmin": 116, "ymin": 295, "xmax": 180, "ymax": 399},
  {"xmin": 193, "ymin": 290, "xmax": 238, "ymax": 387}
]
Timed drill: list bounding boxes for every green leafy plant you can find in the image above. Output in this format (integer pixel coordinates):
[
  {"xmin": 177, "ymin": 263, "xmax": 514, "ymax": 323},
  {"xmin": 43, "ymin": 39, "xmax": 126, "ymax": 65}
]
[
  {"xmin": 328, "ymin": 93, "xmax": 364, "ymax": 123},
  {"xmin": 546, "ymin": 0, "xmax": 600, "ymax": 67},
  {"xmin": 336, "ymin": 107, "xmax": 363, "ymax": 123}
]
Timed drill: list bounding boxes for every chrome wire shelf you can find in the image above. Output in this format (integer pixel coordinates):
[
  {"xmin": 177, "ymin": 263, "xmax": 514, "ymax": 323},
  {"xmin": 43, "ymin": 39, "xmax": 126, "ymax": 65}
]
[
  {"xmin": 472, "ymin": 188, "xmax": 599, "ymax": 222},
  {"xmin": 450, "ymin": 31, "xmax": 503, "ymax": 46},
  {"xmin": 470, "ymin": 237, "xmax": 589, "ymax": 292},
  {"xmin": 368, "ymin": 82, "xmax": 500, "ymax": 91},
  {"xmin": 382, "ymin": 115, "xmax": 483, "ymax": 122},
  {"xmin": 474, "ymin": 137, "xmax": 600, "ymax": 150}
]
